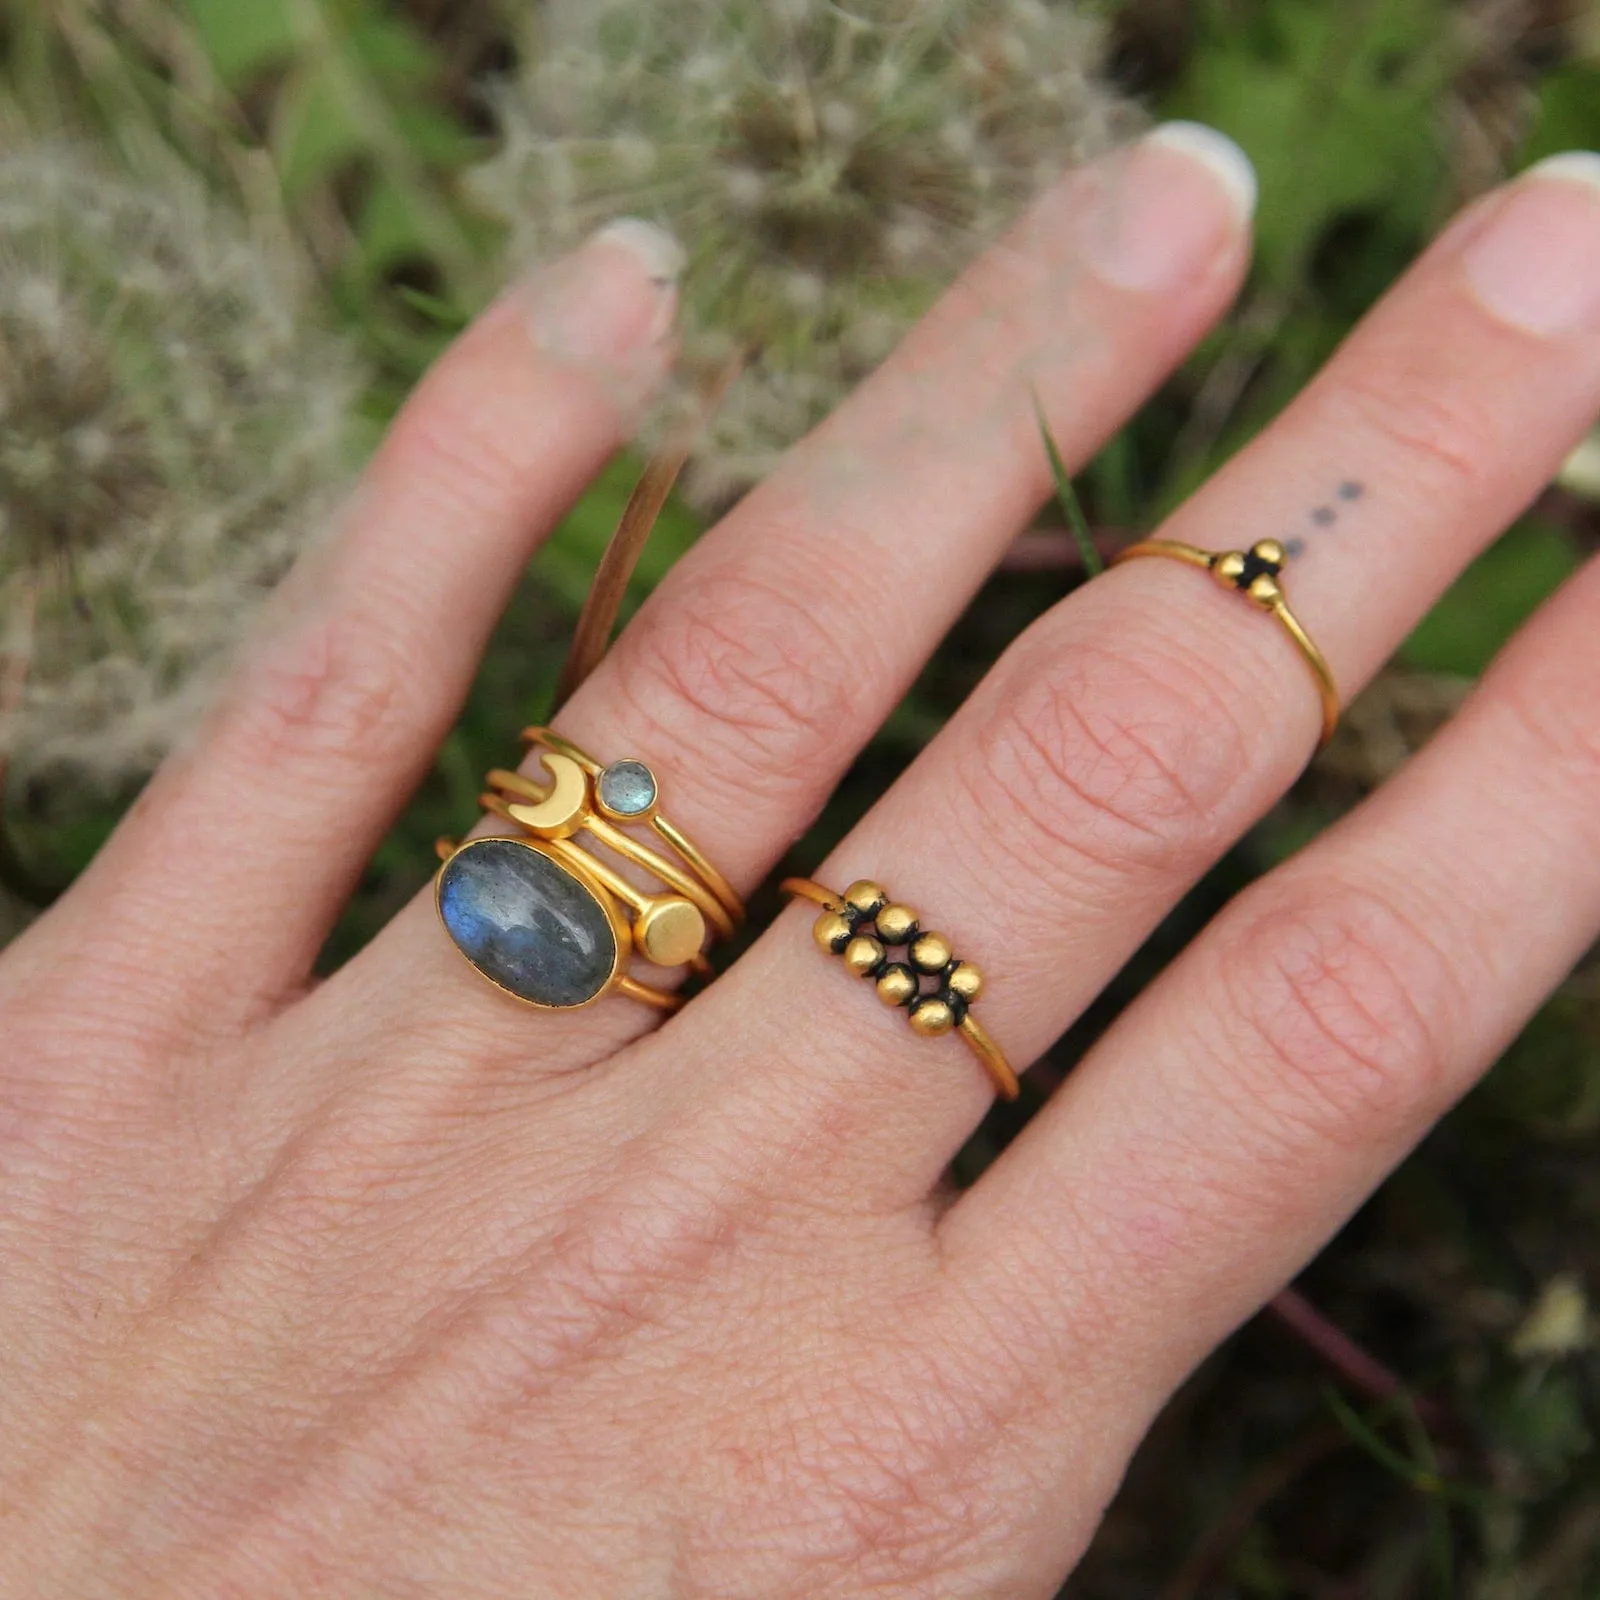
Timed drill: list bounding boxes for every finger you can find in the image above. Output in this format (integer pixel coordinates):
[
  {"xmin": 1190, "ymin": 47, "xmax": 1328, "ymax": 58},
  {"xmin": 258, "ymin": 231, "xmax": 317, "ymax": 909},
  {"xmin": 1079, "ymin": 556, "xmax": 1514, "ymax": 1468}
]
[
  {"xmin": 939, "ymin": 545, "xmax": 1600, "ymax": 1462},
  {"xmin": 339, "ymin": 124, "xmax": 1257, "ymax": 1067},
  {"xmin": 15, "ymin": 224, "xmax": 681, "ymax": 1039},
  {"xmin": 679, "ymin": 154, "xmax": 1600, "ymax": 1201}
]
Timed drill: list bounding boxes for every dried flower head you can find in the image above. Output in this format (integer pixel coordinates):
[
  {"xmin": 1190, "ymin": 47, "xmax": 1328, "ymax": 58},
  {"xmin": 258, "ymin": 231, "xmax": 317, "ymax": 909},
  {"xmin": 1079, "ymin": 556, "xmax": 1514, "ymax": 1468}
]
[
  {"xmin": 471, "ymin": 0, "xmax": 1134, "ymax": 505},
  {"xmin": 0, "ymin": 145, "xmax": 362, "ymax": 786}
]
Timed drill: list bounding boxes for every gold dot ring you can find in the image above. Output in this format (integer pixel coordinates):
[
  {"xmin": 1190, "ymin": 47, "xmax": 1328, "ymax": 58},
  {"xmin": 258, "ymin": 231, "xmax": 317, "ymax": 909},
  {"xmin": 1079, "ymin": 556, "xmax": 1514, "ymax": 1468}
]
[
  {"xmin": 1110, "ymin": 537, "xmax": 1340, "ymax": 748},
  {"xmin": 781, "ymin": 877, "xmax": 1020, "ymax": 1101}
]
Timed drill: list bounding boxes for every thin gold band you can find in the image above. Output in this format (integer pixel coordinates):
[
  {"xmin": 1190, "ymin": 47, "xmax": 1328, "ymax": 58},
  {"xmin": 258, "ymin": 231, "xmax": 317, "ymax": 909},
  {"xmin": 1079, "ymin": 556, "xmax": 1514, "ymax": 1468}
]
[
  {"xmin": 475, "ymin": 797, "xmax": 715, "ymax": 981},
  {"xmin": 523, "ymin": 727, "xmax": 744, "ymax": 923},
  {"xmin": 1110, "ymin": 537, "xmax": 1340, "ymax": 749},
  {"xmin": 782, "ymin": 877, "xmax": 1020, "ymax": 1101},
  {"xmin": 482, "ymin": 771, "xmax": 736, "ymax": 942}
]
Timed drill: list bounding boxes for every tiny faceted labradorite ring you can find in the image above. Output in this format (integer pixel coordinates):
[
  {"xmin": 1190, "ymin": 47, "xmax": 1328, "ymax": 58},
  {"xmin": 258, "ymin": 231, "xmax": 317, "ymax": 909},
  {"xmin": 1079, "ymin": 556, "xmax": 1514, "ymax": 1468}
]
[
  {"xmin": 434, "ymin": 730, "xmax": 743, "ymax": 1014},
  {"xmin": 522, "ymin": 726, "xmax": 744, "ymax": 927},
  {"xmin": 1109, "ymin": 537, "xmax": 1340, "ymax": 749},
  {"xmin": 781, "ymin": 877, "xmax": 1020, "ymax": 1101}
]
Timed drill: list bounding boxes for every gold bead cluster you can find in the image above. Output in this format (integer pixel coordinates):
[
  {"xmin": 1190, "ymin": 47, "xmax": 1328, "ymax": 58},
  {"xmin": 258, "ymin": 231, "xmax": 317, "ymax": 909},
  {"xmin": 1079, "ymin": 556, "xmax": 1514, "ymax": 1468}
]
[
  {"xmin": 811, "ymin": 879, "xmax": 983, "ymax": 1038},
  {"xmin": 1212, "ymin": 538, "xmax": 1287, "ymax": 608}
]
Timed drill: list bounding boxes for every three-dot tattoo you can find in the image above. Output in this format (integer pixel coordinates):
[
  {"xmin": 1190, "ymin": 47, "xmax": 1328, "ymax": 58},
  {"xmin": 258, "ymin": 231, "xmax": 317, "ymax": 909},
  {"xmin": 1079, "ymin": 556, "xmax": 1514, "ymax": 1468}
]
[{"xmin": 1285, "ymin": 479, "xmax": 1366, "ymax": 558}]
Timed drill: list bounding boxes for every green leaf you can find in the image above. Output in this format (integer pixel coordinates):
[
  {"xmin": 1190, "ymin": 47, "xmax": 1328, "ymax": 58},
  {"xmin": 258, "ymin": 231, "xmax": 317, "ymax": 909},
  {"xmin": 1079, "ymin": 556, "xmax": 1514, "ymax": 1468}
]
[
  {"xmin": 1167, "ymin": 0, "xmax": 1454, "ymax": 288},
  {"xmin": 271, "ymin": 55, "xmax": 370, "ymax": 199},
  {"xmin": 184, "ymin": 0, "xmax": 483, "ymax": 296},
  {"xmin": 1401, "ymin": 521, "xmax": 1577, "ymax": 678},
  {"xmin": 181, "ymin": 0, "xmax": 300, "ymax": 84},
  {"xmin": 1523, "ymin": 65, "xmax": 1600, "ymax": 165},
  {"xmin": 1480, "ymin": 1366, "xmax": 1593, "ymax": 1481},
  {"xmin": 1324, "ymin": 1385, "xmax": 1441, "ymax": 1491}
]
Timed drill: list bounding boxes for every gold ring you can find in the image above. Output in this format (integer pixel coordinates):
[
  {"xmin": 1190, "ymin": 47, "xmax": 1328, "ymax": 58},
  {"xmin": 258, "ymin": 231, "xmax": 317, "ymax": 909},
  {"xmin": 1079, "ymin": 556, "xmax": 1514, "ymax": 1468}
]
[
  {"xmin": 523, "ymin": 726, "xmax": 743, "ymax": 925},
  {"xmin": 781, "ymin": 877, "xmax": 1020, "ymax": 1101},
  {"xmin": 1110, "ymin": 537, "xmax": 1340, "ymax": 748},
  {"xmin": 435, "ymin": 733, "xmax": 741, "ymax": 1013}
]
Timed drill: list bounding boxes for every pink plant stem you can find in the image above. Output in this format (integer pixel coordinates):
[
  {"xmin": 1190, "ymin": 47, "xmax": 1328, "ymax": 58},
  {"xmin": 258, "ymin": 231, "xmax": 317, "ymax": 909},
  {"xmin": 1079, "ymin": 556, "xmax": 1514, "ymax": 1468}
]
[
  {"xmin": 1001, "ymin": 527, "xmax": 1129, "ymax": 572},
  {"xmin": 1268, "ymin": 1287, "xmax": 1448, "ymax": 1428}
]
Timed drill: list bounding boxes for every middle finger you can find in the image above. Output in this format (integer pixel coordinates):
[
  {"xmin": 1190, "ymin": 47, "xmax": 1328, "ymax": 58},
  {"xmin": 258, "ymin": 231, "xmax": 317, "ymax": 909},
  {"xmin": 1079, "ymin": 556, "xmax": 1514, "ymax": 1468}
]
[{"xmin": 325, "ymin": 125, "xmax": 1255, "ymax": 1072}]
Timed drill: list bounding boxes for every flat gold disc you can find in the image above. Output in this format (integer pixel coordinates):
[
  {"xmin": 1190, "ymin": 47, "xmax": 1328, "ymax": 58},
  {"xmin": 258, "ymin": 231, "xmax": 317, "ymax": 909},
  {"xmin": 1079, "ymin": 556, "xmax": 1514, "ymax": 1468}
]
[{"xmin": 636, "ymin": 896, "xmax": 707, "ymax": 968}]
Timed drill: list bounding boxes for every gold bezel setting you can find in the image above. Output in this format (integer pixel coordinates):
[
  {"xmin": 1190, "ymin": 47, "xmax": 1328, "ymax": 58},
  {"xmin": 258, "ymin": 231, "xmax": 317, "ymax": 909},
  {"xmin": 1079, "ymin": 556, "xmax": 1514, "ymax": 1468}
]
[
  {"xmin": 434, "ymin": 729, "xmax": 744, "ymax": 1015},
  {"xmin": 435, "ymin": 835, "xmax": 632, "ymax": 1011}
]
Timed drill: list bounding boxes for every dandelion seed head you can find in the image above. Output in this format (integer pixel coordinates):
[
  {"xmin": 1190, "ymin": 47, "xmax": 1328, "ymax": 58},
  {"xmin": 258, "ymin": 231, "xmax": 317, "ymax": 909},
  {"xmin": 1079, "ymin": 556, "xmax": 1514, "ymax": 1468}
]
[
  {"xmin": 782, "ymin": 269, "xmax": 827, "ymax": 314},
  {"xmin": 818, "ymin": 99, "xmax": 861, "ymax": 145},
  {"xmin": 0, "ymin": 146, "xmax": 362, "ymax": 787},
  {"xmin": 471, "ymin": 0, "xmax": 1136, "ymax": 507},
  {"xmin": 723, "ymin": 168, "xmax": 769, "ymax": 211}
]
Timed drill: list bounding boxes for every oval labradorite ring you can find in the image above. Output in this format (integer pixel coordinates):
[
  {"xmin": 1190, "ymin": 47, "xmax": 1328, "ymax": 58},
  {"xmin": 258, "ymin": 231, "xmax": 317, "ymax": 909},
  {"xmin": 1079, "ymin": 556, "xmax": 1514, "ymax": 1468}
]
[
  {"xmin": 435, "ymin": 732, "xmax": 742, "ymax": 1014},
  {"xmin": 781, "ymin": 877, "xmax": 1020, "ymax": 1101}
]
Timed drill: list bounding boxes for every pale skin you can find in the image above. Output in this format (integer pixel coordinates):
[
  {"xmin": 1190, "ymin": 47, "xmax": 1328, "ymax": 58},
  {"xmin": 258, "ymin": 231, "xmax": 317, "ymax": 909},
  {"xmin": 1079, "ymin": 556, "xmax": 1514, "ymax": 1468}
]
[{"xmin": 5, "ymin": 124, "xmax": 1600, "ymax": 1597}]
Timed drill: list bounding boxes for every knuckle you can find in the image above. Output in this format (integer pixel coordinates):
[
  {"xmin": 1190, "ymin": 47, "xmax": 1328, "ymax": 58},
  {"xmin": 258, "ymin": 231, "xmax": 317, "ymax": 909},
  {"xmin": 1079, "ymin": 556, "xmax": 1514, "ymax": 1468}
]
[
  {"xmin": 616, "ymin": 562, "xmax": 864, "ymax": 802},
  {"xmin": 1323, "ymin": 358, "xmax": 1503, "ymax": 498},
  {"xmin": 231, "ymin": 610, "xmax": 425, "ymax": 770},
  {"xmin": 1209, "ymin": 876, "xmax": 1462, "ymax": 1148},
  {"xmin": 967, "ymin": 632, "xmax": 1256, "ymax": 891}
]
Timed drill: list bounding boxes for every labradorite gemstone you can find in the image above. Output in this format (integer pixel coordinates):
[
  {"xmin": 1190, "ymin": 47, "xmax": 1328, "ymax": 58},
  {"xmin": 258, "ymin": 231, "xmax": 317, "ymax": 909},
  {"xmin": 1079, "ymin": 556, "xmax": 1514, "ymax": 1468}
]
[
  {"xmin": 438, "ymin": 838, "xmax": 617, "ymax": 1008},
  {"xmin": 598, "ymin": 758, "xmax": 657, "ymax": 817}
]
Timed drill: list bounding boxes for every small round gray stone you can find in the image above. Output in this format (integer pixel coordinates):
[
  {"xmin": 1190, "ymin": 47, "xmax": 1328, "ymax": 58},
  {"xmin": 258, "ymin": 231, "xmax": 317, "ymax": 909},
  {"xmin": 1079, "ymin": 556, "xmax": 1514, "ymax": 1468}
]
[{"xmin": 598, "ymin": 758, "xmax": 658, "ymax": 818}]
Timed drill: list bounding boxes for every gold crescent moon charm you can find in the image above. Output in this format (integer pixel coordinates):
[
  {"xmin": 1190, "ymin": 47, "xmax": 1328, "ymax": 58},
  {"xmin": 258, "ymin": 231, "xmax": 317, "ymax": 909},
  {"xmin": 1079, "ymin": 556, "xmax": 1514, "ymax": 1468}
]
[{"xmin": 503, "ymin": 752, "xmax": 590, "ymax": 840}]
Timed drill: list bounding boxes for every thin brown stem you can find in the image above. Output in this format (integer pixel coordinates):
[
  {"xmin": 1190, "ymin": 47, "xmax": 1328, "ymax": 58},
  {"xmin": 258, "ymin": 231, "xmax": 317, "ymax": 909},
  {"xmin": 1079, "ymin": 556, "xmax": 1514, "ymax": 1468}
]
[{"xmin": 552, "ymin": 352, "xmax": 745, "ymax": 713}]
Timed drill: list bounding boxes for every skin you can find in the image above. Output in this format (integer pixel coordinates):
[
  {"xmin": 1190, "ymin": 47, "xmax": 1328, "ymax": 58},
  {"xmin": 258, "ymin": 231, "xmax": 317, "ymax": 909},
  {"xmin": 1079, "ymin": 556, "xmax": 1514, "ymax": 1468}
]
[{"xmin": 4, "ymin": 128, "xmax": 1600, "ymax": 1597}]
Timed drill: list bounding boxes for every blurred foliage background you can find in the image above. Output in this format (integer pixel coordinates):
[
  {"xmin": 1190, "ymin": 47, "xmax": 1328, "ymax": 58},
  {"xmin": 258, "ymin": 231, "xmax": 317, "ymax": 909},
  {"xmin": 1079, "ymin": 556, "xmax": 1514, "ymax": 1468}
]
[{"xmin": 3, "ymin": 0, "xmax": 1600, "ymax": 1593}]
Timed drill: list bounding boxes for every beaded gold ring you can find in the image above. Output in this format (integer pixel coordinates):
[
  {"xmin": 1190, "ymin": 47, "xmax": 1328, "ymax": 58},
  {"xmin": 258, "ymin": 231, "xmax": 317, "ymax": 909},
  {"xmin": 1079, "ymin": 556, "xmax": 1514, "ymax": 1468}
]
[{"xmin": 781, "ymin": 877, "xmax": 1020, "ymax": 1101}]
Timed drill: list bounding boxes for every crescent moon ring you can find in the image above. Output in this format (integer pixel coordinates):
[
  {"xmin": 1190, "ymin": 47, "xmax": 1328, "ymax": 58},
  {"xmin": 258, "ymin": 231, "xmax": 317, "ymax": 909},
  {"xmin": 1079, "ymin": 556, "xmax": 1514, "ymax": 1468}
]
[{"xmin": 503, "ymin": 752, "xmax": 591, "ymax": 840}]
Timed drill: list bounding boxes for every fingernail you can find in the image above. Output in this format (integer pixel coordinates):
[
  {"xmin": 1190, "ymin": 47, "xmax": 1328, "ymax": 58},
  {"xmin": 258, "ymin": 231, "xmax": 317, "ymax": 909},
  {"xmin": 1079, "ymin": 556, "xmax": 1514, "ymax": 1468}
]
[
  {"xmin": 594, "ymin": 217, "xmax": 688, "ymax": 288},
  {"xmin": 519, "ymin": 217, "xmax": 683, "ymax": 366},
  {"xmin": 1084, "ymin": 121, "xmax": 1256, "ymax": 293},
  {"xmin": 1461, "ymin": 153, "xmax": 1600, "ymax": 336}
]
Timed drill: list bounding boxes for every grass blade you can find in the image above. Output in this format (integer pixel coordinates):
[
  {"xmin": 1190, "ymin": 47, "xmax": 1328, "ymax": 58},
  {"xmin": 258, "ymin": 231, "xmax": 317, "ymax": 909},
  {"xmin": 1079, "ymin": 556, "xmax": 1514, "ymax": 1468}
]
[{"xmin": 1033, "ymin": 391, "xmax": 1102, "ymax": 577}]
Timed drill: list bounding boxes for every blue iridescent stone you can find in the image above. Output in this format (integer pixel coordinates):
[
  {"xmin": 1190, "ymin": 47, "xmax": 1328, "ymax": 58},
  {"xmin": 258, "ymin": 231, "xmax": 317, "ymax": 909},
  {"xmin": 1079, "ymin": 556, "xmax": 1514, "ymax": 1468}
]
[
  {"xmin": 598, "ymin": 759, "xmax": 658, "ymax": 818},
  {"xmin": 437, "ymin": 838, "xmax": 617, "ymax": 1008}
]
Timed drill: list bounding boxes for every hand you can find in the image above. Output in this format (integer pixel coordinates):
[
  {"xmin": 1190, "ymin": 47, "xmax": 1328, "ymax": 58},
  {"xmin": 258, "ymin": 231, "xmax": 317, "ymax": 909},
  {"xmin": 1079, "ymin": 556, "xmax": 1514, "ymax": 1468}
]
[{"xmin": 5, "ymin": 126, "xmax": 1600, "ymax": 1599}]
